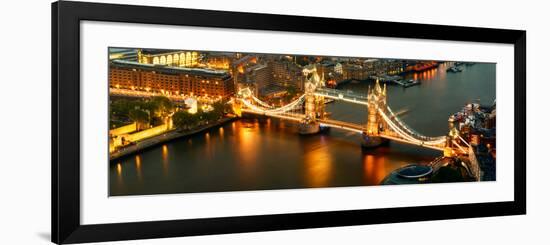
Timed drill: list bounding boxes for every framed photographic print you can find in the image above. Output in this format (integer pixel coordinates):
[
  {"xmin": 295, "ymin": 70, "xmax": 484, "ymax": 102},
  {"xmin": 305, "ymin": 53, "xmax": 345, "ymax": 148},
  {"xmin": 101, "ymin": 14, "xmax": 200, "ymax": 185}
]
[{"xmin": 52, "ymin": 1, "xmax": 526, "ymax": 244}]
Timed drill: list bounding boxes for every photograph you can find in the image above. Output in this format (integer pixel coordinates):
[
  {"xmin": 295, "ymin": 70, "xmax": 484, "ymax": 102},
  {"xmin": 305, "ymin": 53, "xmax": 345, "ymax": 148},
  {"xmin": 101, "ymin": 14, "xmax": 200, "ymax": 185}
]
[{"xmin": 108, "ymin": 48, "xmax": 497, "ymax": 196}]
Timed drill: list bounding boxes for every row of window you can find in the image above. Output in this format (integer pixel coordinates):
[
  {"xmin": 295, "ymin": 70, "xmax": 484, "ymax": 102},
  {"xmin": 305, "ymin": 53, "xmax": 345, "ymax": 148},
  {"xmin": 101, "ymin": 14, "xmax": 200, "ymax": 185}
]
[
  {"xmin": 144, "ymin": 52, "xmax": 199, "ymax": 66},
  {"xmin": 111, "ymin": 83, "xmax": 231, "ymax": 96}
]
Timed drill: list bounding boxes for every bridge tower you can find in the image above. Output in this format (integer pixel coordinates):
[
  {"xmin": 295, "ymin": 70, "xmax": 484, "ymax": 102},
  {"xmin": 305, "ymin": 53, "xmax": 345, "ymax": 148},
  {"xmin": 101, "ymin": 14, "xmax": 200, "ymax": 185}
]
[
  {"xmin": 232, "ymin": 87, "xmax": 252, "ymax": 117},
  {"xmin": 443, "ymin": 127, "xmax": 460, "ymax": 157},
  {"xmin": 232, "ymin": 99, "xmax": 242, "ymax": 117},
  {"xmin": 362, "ymin": 80, "xmax": 388, "ymax": 147},
  {"xmin": 304, "ymin": 82, "xmax": 317, "ymax": 121},
  {"xmin": 299, "ymin": 66, "xmax": 325, "ymax": 134},
  {"xmin": 443, "ymin": 119, "xmax": 457, "ymax": 157},
  {"xmin": 316, "ymin": 73, "xmax": 326, "ymax": 120}
]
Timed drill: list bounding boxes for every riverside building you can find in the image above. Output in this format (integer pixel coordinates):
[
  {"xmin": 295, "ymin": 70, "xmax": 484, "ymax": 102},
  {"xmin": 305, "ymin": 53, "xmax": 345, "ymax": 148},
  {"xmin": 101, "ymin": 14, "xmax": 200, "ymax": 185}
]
[{"xmin": 109, "ymin": 60, "xmax": 234, "ymax": 99}]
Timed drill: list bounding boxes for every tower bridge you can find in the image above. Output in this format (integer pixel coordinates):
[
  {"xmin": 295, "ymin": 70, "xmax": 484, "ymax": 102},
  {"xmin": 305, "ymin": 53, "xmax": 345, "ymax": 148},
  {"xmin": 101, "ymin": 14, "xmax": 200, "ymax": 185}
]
[{"xmin": 232, "ymin": 67, "xmax": 470, "ymax": 157}]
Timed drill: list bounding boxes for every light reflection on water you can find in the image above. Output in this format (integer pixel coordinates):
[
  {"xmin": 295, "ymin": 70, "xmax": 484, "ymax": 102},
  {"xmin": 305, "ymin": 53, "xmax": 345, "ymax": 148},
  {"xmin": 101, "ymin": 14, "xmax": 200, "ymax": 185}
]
[
  {"xmin": 135, "ymin": 155, "xmax": 142, "ymax": 182},
  {"xmin": 161, "ymin": 145, "xmax": 169, "ymax": 176},
  {"xmin": 303, "ymin": 138, "xmax": 333, "ymax": 188}
]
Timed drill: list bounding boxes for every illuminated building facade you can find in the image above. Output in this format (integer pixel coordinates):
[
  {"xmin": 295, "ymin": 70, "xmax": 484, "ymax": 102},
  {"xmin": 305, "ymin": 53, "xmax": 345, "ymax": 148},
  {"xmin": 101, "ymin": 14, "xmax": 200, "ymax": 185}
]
[
  {"xmin": 269, "ymin": 60, "xmax": 304, "ymax": 91},
  {"xmin": 334, "ymin": 63, "xmax": 343, "ymax": 75},
  {"xmin": 137, "ymin": 49, "xmax": 200, "ymax": 67},
  {"xmin": 342, "ymin": 64, "xmax": 368, "ymax": 80},
  {"xmin": 246, "ymin": 64, "xmax": 271, "ymax": 95},
  {"xmin": 362, "ymin": 59, "xmax": 406, "ymax": 76},
  {"xmin": 232, "ymin": 55, "xmax": 259, "ymax": 84},
  {"xmin": 204, "ymin": 53, "xmax": 233, "ymax": 70},
  {"xmin": 109, "ymin": 60, "xmax": 234, "ymax": 99}
]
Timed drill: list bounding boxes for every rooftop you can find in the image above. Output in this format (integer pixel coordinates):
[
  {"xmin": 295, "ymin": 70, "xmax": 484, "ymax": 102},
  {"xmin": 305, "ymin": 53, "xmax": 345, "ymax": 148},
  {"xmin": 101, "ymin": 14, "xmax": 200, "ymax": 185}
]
[
  {"xmin": 140, "ymin": 48, "xmax": 186, "ymax": 55},
  {"xmin": 109, "ymin": 48, "xmax": 138, "ymax": 61}
]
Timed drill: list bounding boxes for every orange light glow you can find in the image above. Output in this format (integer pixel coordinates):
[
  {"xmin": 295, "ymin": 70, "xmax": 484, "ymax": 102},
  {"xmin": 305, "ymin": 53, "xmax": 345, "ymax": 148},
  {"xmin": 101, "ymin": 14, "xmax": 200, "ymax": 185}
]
[
  {"xmin": 161, "ymin": 145, "xmax": 169, "ymax": 175},
  {"xmin": 233, "ymin": 123, "xmax": 260, "ymax": 182},
  {"xmin": 362, "ymin": 154, "xmax": 390, "ymax": 185},
  {"xmin": 219, "ymin": 127, "xmax": 224, "ymax": 139},
  {"xmin": 135, "ymin": 155, "xmax": 142, "ymax": 181},
  {"xmin": 162, "ymin": 145, "xmax": 168, "ymax": 159},
  {"xmin": 303, "ymin": 147, "xmax": 333, "ymax": 188}
]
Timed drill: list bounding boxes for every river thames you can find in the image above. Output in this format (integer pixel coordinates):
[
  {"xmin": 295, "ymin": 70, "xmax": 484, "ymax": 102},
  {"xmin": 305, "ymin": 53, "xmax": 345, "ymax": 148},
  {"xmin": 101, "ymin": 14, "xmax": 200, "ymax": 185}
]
[{"xmin": 110, "ymin": 62, "xmax": 496, "ymax": 196}]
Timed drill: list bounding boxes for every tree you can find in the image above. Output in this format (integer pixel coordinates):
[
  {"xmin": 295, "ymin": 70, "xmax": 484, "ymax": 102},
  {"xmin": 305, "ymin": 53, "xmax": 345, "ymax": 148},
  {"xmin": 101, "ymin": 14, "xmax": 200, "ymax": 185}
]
[
  {"xmin": 211, "ymin": 101, "xmax": 226, "ymax": 120},
  {"xmin": 173, "ymin": 111, "xmax": 195, "ymax": 130},
  {"xmin": 111, "ymin": 99, "xmax": 149, "ymax": 118},
  {"xmin": 149, "ymin": 96, "xmax": 174, "ymax": 119},
  {"xmin": 128, "ymin": 108, "xmax": 150, "ymax": 130},
  {"xmin": 205, "ymin": 110, "xmax": 218, "ymax": 123},
  {"xmin": 195, "ymin": 109, "xmax": 207, "ymax": 126},
  {"xmin": 110, "ymin": 99, "xmax": 132, "ymax": 118}
]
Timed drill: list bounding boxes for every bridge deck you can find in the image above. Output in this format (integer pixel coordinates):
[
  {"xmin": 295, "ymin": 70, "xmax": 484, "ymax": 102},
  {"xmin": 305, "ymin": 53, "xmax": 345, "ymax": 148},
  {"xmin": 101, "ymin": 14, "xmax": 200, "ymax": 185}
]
[
  {"xmin": 318, "ymin": 119, "xmax": 445, "ymax": 151},
  {"xmin": 238, "ymin": 88, "xmax": 451, "ymax": 153},
  {"xmin": 314, "ymin": 88, "xmax": 368, "ymax": 105},
  {"xmin": 242, "ymin": 109, "xmax": 446, "ymax": 152},
  {"xmin": 241, "ymin": 109, "xmax": 304, "ymax": 122},
  {"xmin": 318, "ymin": 118, "xmax": 364, "ymax": 133}
]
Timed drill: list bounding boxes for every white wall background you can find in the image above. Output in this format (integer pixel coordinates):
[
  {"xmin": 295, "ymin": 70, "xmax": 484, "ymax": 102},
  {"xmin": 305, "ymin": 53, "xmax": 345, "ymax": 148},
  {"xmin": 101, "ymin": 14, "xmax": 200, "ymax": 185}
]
[{"xmin": 0, "ymin": 0, "xmax": 547, "ymax": 244}]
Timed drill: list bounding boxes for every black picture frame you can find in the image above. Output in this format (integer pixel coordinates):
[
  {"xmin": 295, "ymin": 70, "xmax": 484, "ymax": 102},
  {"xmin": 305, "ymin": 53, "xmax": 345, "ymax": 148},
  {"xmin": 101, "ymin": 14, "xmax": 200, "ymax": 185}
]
[{"xmin": 52, "ymin": 1, "xmax": 526, "ymax": 244}]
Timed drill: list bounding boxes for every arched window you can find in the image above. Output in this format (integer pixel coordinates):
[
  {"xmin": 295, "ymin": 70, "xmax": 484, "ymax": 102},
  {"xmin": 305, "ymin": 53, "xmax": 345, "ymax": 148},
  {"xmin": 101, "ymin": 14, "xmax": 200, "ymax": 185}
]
[
  {"xmin": 191, "ymin": 52, "xmax": 198, "ymax": 66},
  {"xmin": 160, "ymin": 56, "xmax": 166, "ymax": 65},
  {"xmin": 173, "ymin": 54, "xmax": 179, "ymax": 64},
  {"xmin": 179, "ymin": 53, "xmax": 185, "ymax": 65},
  {"xmin": 153, "ymin": 57, "xmax": 159, "ymax": 65},
  {"xmin": 186, "ymin": 52, "xmax": 192, "ymax": 66},
  {"xmin": 166, "ymin": 55, "xmax": 172, "ymax": 65}
]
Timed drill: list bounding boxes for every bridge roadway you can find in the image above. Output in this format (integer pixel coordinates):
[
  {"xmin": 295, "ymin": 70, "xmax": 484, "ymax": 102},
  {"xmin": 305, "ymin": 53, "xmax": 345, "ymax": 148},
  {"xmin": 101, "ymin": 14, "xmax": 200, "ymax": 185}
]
[
  {"xmin": 318, "ymin": 118, "xmax": 445, "ymax": 152},
  {"xmin": 240, "ymin": 109, "xmax": 305, "ymax": 122},
  {"xmin": 314, "ymin": 88, "xmax": 369, "ymax": 105},
  {"xmin": 241, "ymin": 110, "xmax": 446, "ymax": 152}
]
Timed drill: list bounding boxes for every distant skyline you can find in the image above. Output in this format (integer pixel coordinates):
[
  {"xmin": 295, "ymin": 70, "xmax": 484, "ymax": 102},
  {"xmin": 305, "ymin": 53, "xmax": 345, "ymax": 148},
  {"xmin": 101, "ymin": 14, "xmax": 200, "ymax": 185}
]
[{"xmin": 108, "ymin": 47, "xmax": 495, "ymax": 64}]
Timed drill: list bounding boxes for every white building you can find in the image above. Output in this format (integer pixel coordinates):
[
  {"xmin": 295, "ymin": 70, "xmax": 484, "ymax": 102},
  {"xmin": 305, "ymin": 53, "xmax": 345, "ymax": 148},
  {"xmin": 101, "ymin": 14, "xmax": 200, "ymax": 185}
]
[{"xmin": 184, "ymin": 97, "xmax": 198, "ymax": 114}]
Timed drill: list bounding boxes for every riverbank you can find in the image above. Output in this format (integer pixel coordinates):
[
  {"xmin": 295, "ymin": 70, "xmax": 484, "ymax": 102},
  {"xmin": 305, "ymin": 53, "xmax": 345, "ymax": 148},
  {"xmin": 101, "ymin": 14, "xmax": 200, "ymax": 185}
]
[{"xmin": 110, "ymin": 117, "xmax": 237, "ymax": 161}]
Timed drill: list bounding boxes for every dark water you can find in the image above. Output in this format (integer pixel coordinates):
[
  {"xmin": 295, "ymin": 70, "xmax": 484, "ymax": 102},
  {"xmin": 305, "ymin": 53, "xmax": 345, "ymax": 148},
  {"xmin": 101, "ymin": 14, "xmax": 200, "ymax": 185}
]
[{"xmin": 110, "ymin": 62, "xmax": 496, "ymax": 196}]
